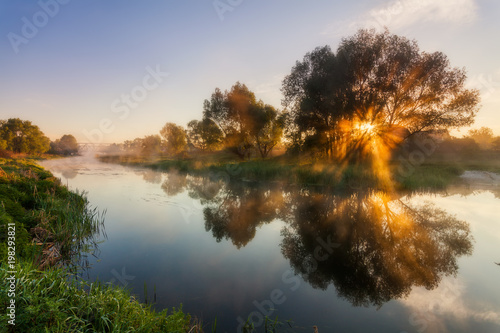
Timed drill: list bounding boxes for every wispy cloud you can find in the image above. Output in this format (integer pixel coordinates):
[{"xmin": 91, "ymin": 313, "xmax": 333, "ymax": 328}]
[
  {"xmin": 398, "ymin": 277, "xmax": 500, "ymax": 332},
  {"xmin": 324, "ymin": 0, "xmax": 478, "ymax": 36},
  {"xmin": 466, "ymin": 67, "xmax": 500, "ymax": 103}
]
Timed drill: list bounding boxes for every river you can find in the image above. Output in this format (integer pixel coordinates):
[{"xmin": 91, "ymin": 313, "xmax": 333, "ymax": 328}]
[{"xmin": 41, "ymin": 155, "xmax": 500, "ymax": 333}]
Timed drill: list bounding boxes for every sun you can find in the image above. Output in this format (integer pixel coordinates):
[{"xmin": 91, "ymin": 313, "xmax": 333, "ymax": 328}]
[{"xmin": 358, "ymin": 122, "xmax": 375, "ymax": 134}]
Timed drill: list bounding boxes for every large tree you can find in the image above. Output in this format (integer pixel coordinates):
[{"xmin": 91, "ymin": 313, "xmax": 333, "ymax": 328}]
[
  {"xmin": 203, "ymin": 82, "xmax": 283, "ymax": 158},
  {"xmin": 203, "ymin": 82, "xmax": 257, "ymax": 158},
  {"xmin": 141, "ymin": 135, "xmax": 163, "ymax": 156},
  {"xmin": 187, "ymin": 118, "xmax": 223, "ymax": 151},
  {"xmin": 282, "ymin": 45, "xmax": 346, "ymax": 157},
  {"xmin": 282, "ymin": 29, "xmax": 480, "ymax": 160},
  {"xmin": 50, "ymin": 134, "xmax": 79, "ymax": 155},
  {"xmin": 160, "ymin": 123, "xmax": 187, "ymax": 155},
  {"xmin": 250, "ymin": 103, "xmax": 285, "ymax": 158},
  {"xmin": 0, "ymin": 118, "xmax": 50, "ymax": 154}
]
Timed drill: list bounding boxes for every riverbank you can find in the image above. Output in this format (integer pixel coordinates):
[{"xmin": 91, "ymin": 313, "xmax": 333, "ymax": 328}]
[
  {"xmin": 96, "ymin": 152, "xmax": 500, "ymax": 191},
  {"xmin": 0, "ymin": 157, "xmax": 201, "ymax": 332}
]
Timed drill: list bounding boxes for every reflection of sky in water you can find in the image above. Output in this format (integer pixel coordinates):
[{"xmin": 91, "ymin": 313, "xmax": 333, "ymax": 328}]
[
  {"xmin": 40, "ymin": 156, "xmax": 500, "ymax": 333},
  {"xmin": 399, "ymin": 190, "xmax": 500, "ymax": 332}
]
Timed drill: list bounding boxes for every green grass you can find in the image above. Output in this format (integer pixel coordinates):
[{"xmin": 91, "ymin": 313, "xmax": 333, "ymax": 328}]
[
  {"xmin": 393, "ymin": 152, "xmax": 500, "ymax": 190},
  {"xmin": 392, "ymin": 163, "xmax": 465, "ymax": 191},
  {"xmin": 0, "ymin": 157, "xmax": 202, "ymax": 332},
  {"xmin": 99, "ymin": 154, "xmax": 389, "ymax": 190},
  {"xmin": 0, "ymin": 158, "xmax": 105, "ymax": 266},
  {"xmin": 100, "ymin": 152, "xmax": 476, "ymax": 191},
  {"xmin": 0, "ymin": 260, "xmax": 193, "ymax": 333}
]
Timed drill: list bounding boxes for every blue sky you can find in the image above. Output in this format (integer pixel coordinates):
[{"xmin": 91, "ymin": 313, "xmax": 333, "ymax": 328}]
[{"xmin": 1, "ymin": 0, "xmax": 499, "ymax": 143}]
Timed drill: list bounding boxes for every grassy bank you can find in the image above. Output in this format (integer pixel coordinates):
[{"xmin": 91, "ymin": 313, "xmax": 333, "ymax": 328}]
[
  {"xmin": 0, "ymin": 262, "xmax": 192, "ymax": 333},
  {"xmin": 0, "ymin": 157, "xmax": 200, "ymax": 332},
  {"xmin": 97, "ymin": 152, "xmax": 493, "ymax": 191},
  {"xmin": 99, "ymin": 154, "xmax": 387, "ymax": 189}
]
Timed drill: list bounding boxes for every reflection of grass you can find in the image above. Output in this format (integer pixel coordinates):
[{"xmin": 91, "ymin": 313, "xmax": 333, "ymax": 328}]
[
  {"xmin": 0, "ymin": 157, "xmax": 200, "ymax": 332},
  {"xmin": 238, "ymin": 316, "xmax": 294, "ymax": 333},
  {"xmin": 97, "ymin": 153, "xmax": 500, "ymax": 191}
]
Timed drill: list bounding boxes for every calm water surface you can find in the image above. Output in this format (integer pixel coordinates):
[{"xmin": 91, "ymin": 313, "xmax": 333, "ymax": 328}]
[{"xmin": 41, "ymin": 156, "xmax": 500, "ymax": 333}]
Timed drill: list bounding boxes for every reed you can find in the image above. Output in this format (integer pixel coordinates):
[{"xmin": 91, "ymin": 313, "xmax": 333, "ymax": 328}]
[
  {"xmin": 0, "ymin": 157, "xmax": 201, "ymax": 332},
  {"xmin": 0, "ymin": 260, "xmax": 195, "ymax": 332}
]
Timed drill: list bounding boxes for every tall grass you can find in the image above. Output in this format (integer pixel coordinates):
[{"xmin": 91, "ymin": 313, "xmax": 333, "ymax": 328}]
[
  {"xmin": 0, "ymin": 158, "xmax": 105, "ymax": 269},
  {"xmin": 393, "ymin": 164, "xmax": 465, "ymax": 190},
  {"xmin": 0, "ymin": 157, "xmax": 202, "ymax": 332},
  {"xmin": 0, "ymin": 261, "xmax": 194, "ymax": 333},
  {"xmin": 33, "ymin": 189, "xmax": 106, "ymax": 269}
]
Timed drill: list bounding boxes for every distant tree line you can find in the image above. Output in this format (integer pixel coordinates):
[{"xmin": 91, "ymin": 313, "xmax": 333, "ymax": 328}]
[
  {"xmin": 49, "ymin": 134, "xmax": 79, "ymax": 155},
  {"xmin": 427, "ymin": 127, "xmax": 500, "ymax": 160},
  {"xmin": 109, "ymin": 29, "xmax": 486, "ymax": 162},
  {"xmin": 109, "ymin": 82, "xmax": 285, "ymax": 159},
  {"xmin": 0, "ymin": 118, "xmax": 78, "ymax": 156}
]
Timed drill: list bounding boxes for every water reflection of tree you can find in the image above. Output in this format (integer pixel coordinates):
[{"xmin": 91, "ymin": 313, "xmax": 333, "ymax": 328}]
[
  {"xmin": 136, "ymin": 169, "xmax": 163, "ymax": 184},
  {"xmin": 159, "ymin": 173, "xmax": 474, "ymax": 306},
  {"xmin": 445, "ymin": 185, "xmax": 500, "ymax": 200},
  {"xmin": 280, "ymin": 191, "xmax": 474, "ymax": 307},
  {"xmin": 201, "ymin": 182, "xmax": 284, "ymax": 249},
  {"xmin": 186, "ymin": 175, "xmax": 224, "ymax": 204},
  {"xmin": 61, "ymin": 168, "xmax": 78, "ymax": 179},
  {"xmin": 160, "ymin": 172, "xmax": 187, "ymax": 196}
]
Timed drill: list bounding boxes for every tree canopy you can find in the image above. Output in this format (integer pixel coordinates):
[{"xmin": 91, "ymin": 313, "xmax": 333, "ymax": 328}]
[
  {"xmin": 141, "ymin": 135, "xmax": 163, "ymax": 156},
  {"xmin": 466, "ymin": 127, "xmax": 494, "ymax": 149},
  {"xmin": 187, "ymin": 118, "xmax": 223, "ymax": 151},
  {"xmin": 203, "ymin": 82, "xmax": 284, "ymax": 158},
  {"xmin": 160, "ymin": 123, "xmax": 187, "ymax": 155},
  {"xmin": 50, "ymin": 134, "xmax": 79, "ymax": 155},
  {"xmin": 282, "ymin": 29, "xmax": 480, "ymax": 160},
  {"xmin": 250, "ymin": 103, "xmax": 285, "ymax": 158},
  {"xmin": 0, "ymin": 118, "xmax": 50, "ymax": 154}
]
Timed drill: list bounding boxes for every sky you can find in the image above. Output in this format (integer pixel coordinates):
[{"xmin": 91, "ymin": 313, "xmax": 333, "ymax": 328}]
[{"xmin": 1, "ymin": 0, "xmax": 499, "ymax": 143}]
